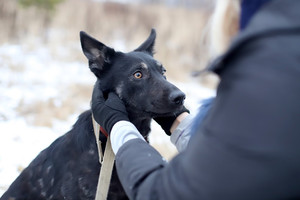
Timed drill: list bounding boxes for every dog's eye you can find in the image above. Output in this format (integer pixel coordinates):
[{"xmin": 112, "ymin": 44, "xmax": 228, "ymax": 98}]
[{"xmin": 133, "ymin": 71, "xmax": 143, "ymax": 79}]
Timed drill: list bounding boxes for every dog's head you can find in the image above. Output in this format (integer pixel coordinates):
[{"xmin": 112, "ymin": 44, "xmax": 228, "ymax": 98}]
[{"xmin": 80, "ymin": 29, "xmax": 185, "ymax": 118}]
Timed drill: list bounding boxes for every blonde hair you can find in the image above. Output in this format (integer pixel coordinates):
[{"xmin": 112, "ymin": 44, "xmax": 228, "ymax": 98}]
[{"xmin": 207, "ymin": 0, "xmax": 240, "ymax": 58}]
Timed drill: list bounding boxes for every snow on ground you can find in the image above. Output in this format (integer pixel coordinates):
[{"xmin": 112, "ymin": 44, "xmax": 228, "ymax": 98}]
[
  {"xmin": 0, "ymin": 43, "xmax": 95, "ymax": 195},
  {"xmin": 0, "ymin": 42, "xmax": 215, "ymax": 195}
]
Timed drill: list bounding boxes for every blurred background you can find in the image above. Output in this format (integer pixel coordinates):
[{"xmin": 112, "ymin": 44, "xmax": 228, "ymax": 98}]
[{"xmin": 0, "ymin": 0, "xmax": 219, "ymax": 194}]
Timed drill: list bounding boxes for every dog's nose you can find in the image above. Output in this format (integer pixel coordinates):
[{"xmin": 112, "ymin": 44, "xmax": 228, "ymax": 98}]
[{"xmin": 169, "ymin": 91, "xmax": 186, "ymax": 106}]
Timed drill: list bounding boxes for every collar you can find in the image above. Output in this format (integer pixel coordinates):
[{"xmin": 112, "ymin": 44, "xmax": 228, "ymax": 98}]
[{"xmin": 100, "ymin": 126, "xmax": 109, "ymax": 138}]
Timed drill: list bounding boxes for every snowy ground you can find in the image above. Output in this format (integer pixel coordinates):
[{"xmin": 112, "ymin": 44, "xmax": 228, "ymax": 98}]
[{"xmin": 0, "ymin": 42, "xmax": 215, "ymax": 195}]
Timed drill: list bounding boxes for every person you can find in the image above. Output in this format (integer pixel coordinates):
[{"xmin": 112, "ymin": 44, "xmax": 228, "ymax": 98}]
[{"xmin": 92, "ymin": 0, "xmax": 300, "ymax": 199}]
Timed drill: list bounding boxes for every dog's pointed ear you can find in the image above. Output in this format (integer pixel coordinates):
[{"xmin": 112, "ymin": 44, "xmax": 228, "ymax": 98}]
[
  {"xmin": 80, "ymin": 31, "xmax": 115, "ymax": 78},
  {"xmin": 134, "ymin": 28, "xmax": 156, "ymax": 56}
]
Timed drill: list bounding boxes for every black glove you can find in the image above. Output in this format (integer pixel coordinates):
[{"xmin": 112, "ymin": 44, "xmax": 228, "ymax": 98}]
[
  {"xmin": 154, "ymin": 106, "xmax": 189, "ymax": 136},
  {"xmin": 91, "ymin": 82, "xmax": 129, "ymax": 134}
]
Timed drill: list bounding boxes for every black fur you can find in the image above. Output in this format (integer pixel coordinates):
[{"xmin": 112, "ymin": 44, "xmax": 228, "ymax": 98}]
[{"xmin": 1, "ymin": 29, "xmax": 185, "ymax": 200}]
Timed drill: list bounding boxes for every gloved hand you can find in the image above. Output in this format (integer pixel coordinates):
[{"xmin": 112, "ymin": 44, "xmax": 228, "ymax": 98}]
[
  {"xmin": 91, "ymin": 81, "xmax": 129, "ymax": 134},
  {"xmin": 154, "ymin": 106, "xmax": 189, "ymax": 136}
]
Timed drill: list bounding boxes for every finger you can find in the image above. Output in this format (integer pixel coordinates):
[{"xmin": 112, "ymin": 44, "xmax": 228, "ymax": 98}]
[
  {"xmin": 91, "ymin": 82, "xmax": 106, "ymax": 123},
  {"xmin": 107, "ymin": 92, "xmax": 121, "ymax": 101},
  {"xmin": 107, "ymin": 92, "xmax": 127, "ymax": 113},
  {"xmin": 107, "ymin": 92, "xmax": 126, "ymax": 105},
  {"xmin": 92, "ymin": 81, "xmax": 105, "ymax": 104}
]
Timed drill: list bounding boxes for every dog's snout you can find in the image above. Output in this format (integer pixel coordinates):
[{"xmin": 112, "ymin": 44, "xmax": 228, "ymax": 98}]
[{"xmin": 169, "ymin": 91, "xmax": 185, "ymax": 106}]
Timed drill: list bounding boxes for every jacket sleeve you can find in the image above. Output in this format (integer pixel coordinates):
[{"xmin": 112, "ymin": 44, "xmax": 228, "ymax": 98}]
[
  {"xmin": 170, "ymin": 114, "xmax": 193, "ymax": 152},
  {"xmin": 116, "ymin": 30, "xmax": 300, "ymax": 200},
  {"xmin": 170, "ymin": 97, "xmax": 215, "ymax": 152}
]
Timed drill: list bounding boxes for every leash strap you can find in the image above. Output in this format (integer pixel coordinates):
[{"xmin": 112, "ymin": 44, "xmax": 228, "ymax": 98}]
[
  {"xmin": 92, "ymin": 115, "xmax": 115, "ymax": 200},
  {"xmin": 92, "ymin": 115, "xmax": 104, "ymax": 163}
]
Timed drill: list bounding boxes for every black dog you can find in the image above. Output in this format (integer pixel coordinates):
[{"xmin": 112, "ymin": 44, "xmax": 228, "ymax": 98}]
[{"xmin": 1, "ymin": 29, "xmax": 185, "ymax": 200}]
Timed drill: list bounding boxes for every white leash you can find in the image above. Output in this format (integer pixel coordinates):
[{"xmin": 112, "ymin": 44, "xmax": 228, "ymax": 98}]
[{"xmin": 92, "ymin": 115, "xmax": 115, "ymax": 200}]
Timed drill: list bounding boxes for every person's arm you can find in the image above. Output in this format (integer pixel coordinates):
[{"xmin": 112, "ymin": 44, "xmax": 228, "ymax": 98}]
[
  {"xmin": 110, "ymin": 121, "xmax": 146, "ymax": 154},
  {"xmin": 109, "ymin": 113, "xmax": 193, "ymax": 154},
  {"xmin": 170, "ymin": 98, "xmax": 215, "ymax": 152},
  {"xmin": 169, "ymin": 112, "xmax": 193, "ymax": 152},
  {"xmin": 115, "ymin": 32, "xmax": 300, "ymax": 199}
]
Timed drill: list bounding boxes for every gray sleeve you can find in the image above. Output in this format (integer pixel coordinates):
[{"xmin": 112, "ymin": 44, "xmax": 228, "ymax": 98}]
[{"xmin": 170, "ymin": 114, "xmax": 195, "ymax": 152}]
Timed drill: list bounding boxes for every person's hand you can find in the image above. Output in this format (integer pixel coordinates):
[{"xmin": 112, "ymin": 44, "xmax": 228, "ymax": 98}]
[
  {"xmin": 91, "ymin": 81, "xmax": 129, "ymax": 133},
  {"xmin": 154, "ymin": 106, "xmax": 189, "ymax": 135}
]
